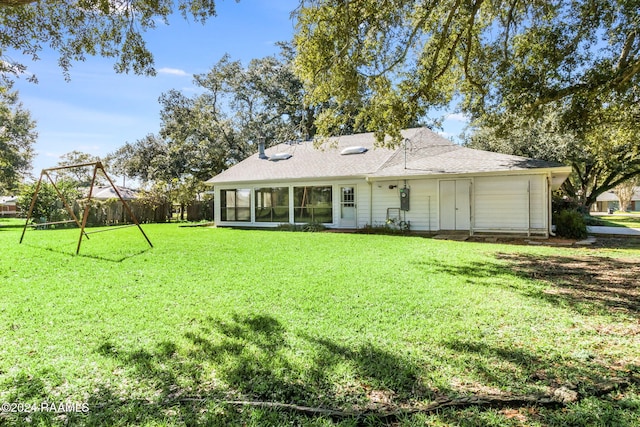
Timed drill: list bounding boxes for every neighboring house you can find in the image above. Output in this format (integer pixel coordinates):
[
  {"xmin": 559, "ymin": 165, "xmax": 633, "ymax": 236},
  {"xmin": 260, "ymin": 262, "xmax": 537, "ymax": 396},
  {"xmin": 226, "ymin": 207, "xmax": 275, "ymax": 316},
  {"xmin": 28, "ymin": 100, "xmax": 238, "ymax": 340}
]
[
  {"xmin": 594, "ymin": 187, "xmax": 640, "ymax": 212},
  {"xmin": 84, "ymin": 185, "xmax": 139, "ymax": 225},
  {"xmin": 205, "ymin": 127, "xmax": 571, "ymax": 237},
  {"xmin": 91, "ymin": 186, "xmax": 138, "ymax": 201},
  {"xmin": 0, "ymin": 196, "xmax": 18, "ymax": 217}
]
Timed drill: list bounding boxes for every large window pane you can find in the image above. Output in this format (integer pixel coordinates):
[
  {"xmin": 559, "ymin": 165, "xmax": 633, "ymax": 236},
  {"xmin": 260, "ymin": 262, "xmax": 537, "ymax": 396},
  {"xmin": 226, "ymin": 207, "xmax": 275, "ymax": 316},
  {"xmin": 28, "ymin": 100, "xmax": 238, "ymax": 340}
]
[
  {"xmin": 220, "ymin": 189, "xmax": 251, "ymax": 221},
  {"xmin": 293, "ymin": 186, "xmax": 333, "ymax": 223},
  {"xmin": 255, "ymin": 187, "xmax": 289, "ymax": 222}
]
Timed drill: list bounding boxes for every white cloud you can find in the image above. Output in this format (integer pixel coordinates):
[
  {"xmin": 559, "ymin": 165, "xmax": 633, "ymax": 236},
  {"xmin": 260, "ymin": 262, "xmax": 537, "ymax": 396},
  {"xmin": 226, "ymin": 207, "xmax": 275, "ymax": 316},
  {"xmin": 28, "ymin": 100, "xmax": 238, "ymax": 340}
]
[
  {"xmin": 158, "ymin": 67, "xmax": 189, "ymax": 76},
  {"xmin": 444, "ymin": 113, "xmax": 469, "ymax": 122},
  {"xmin": 43, "ymin": 151, "xmax": 62, "ymax": 158},
  {"xmin": 436, "ymin": 130, "xmax": 454, "ymax": 138},
  {"xmin": 1, "ymin": 59, "xmax": 25, "ymax": 73}
]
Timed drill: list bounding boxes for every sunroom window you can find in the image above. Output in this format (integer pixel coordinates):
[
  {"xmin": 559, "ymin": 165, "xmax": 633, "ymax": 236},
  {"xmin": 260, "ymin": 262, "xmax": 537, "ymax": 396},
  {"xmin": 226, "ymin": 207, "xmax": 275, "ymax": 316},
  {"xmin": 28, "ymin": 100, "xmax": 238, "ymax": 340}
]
[
  {"xmin": 255, "ymin": 187, "xmax": 289, "ymax": 222},
  {"xmin": 220, "ymin": 189, "xmax": 251, "ymax": 221},
  {"xmin": 293, "ymin": 186, "xmax": 333, "ymax": 223}
]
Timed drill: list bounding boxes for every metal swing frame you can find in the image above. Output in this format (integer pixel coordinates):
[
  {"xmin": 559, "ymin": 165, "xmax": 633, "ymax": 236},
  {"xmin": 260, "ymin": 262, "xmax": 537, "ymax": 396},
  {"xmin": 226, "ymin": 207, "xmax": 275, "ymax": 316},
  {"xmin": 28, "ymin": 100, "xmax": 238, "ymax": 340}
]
[{"xmin": 19, "ymin": 161, "xmax": 153, "ymax": 254}]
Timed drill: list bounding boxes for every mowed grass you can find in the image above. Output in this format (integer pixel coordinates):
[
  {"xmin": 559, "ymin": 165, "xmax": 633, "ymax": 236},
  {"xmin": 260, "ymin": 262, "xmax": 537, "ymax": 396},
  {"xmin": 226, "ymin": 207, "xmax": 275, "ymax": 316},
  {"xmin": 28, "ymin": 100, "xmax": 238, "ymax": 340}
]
[
  {"xmin": 1, "ymin": 221, "xmax": 639, "ymax": 426},
  {"xmin": 590, "ymin": 214, "xmax": 640, "ymax": 229}
]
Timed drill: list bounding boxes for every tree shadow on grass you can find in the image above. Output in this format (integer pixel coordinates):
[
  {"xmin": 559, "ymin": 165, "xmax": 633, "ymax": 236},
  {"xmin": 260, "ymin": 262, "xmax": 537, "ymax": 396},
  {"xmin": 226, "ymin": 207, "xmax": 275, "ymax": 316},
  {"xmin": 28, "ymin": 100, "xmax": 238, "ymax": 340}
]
[
  {"xmin": 414, "ymin": 258, "xmax": 510, "ymax": 282},
  {"xmin": 440, "ymin": 338, "xmax": 640, "ymax": 427},
  {"xmin": 1, "ymin": 313, "xmax": 435, "ymax": 425},
  {"xmin": 442, "ymin": 338, "xmax": 613, "ymax": 393},
  {"xmin": 422, "ymin": 252, "xmax": 640, "ymax": 319},
  {"xmin": 496, "ymin": 253, "xmax": 640, "ymax": 318},
  {"xmin": 180, "ymin": 314, "xmax": 437, "ymax": 407},
  {"xmin": 300, "ymin": 335, "xmax": 436, "ymax": 405},
  {"xmin": 413, "ymin": 257, "xmax": 531, "ymax": 296},
  {"xmin": 2, "ymin": 313, "xmax": 638, "ymax": 426}
]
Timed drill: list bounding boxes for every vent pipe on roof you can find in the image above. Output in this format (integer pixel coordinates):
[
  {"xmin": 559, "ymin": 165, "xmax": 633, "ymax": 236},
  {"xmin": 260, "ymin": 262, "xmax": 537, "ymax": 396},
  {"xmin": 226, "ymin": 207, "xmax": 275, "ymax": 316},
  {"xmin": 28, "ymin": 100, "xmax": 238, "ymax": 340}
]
[{"xmin": 258, "ymin": 138, "xmax": 267, "ymax": 159}]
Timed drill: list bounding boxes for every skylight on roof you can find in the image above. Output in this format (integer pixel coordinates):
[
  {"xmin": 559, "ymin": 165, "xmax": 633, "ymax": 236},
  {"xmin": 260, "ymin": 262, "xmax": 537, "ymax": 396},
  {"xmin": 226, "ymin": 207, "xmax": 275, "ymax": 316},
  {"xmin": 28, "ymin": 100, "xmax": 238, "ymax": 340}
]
[
  {"xmin": 340, "ymin": 146, "xmax": 368, "ymax": 155},
  {"xmin": 269, "ymin": 153, "xmax": 292, "ymax": 161}
]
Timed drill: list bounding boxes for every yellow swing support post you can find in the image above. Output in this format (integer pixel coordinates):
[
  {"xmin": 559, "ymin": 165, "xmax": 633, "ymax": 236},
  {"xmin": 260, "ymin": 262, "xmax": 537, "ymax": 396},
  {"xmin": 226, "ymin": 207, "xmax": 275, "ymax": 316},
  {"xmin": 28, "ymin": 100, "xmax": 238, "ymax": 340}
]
[{"xmin": 20, "ymin": 161, "xmax": 153, "ymax": 254}]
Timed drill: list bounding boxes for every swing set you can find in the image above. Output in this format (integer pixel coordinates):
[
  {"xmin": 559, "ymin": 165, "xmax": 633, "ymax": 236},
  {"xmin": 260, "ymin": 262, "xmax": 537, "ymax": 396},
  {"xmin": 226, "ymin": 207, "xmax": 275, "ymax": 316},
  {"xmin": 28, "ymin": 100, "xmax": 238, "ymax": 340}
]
[{"xmin": 19, "ymin": 161, "xmax": 153, "ymax": 255}]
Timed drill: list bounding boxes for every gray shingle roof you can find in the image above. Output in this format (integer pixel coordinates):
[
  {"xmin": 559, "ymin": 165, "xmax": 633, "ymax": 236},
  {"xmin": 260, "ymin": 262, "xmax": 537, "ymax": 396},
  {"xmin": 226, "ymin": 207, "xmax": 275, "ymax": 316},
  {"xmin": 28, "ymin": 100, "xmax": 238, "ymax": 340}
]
[
  {"xmin": 206, "ymin": 127, "xmax": 569, "ymax": 185},
  {"xmin": 91, "ymin": 186, "xmax": 138, "ymax": 200}
]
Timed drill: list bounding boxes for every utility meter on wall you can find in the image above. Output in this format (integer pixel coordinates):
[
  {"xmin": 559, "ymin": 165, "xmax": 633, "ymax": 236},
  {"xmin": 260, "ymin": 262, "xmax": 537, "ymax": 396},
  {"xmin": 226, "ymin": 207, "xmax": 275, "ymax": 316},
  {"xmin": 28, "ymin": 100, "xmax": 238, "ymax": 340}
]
[{"xmin": 400, "ymin": 187, "xmax": 410, "ymax": 211}]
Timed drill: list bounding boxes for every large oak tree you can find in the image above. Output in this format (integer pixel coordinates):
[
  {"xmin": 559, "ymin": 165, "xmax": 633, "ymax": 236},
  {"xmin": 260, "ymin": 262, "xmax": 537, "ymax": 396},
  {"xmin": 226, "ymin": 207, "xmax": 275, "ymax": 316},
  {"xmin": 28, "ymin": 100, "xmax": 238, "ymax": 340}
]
[
  {"xmin": 108, "ymin": 50, "xmax": 315, "ymax": 213},
  {"xmin": 293, "ymin": 0, "xmax": 640, "ymax": 144},
  {"xmin": 0, "ymin": 0, "xmax": 221, "ymax": 81},
  {"xmin": 0, "ymin": 86, "xmax": 36, "ymax": 192}
]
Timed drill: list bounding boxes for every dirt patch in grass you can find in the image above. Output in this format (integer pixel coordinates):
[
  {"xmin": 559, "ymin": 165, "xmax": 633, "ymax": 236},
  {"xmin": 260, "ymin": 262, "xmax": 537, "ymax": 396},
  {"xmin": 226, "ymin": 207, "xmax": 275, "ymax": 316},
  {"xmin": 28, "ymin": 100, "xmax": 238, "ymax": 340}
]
[
  {"xmin": 590, "ymin": 236, "xmax": 640, "ymax": 249},
  {"xmin": 496, "ymin": 252, "xmax": 640, "ymax": 318},
  {"xmin": 468, "ymin": 235, "xmax": 640, "ymax": 249}
]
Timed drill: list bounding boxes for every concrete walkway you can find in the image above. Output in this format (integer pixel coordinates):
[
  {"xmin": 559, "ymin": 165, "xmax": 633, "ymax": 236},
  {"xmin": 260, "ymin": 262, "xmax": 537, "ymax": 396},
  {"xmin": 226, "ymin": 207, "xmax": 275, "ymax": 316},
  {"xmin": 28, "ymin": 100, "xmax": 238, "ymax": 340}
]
[{"xmin": 587, "ymin": 226, "xmax": 640, "ymax": 236}]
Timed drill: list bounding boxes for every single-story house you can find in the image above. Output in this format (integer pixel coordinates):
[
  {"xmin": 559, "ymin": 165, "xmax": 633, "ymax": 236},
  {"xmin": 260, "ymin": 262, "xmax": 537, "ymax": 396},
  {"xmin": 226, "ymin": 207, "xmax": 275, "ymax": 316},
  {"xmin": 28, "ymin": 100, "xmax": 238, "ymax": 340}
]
[
  {"xmin": 205, "ymin": 127, "xmax": 571, "ymax": 237},
  {"xmin": 90, "ymin": 186, "xmax": 138, "ymax": 201},
  {"xmin": 0, "ymin": 196, "xmax": 18, "ymax": 217},
  {"xmin": 593, "ymin": 187, "xmax": 640, "ymax": 212}
]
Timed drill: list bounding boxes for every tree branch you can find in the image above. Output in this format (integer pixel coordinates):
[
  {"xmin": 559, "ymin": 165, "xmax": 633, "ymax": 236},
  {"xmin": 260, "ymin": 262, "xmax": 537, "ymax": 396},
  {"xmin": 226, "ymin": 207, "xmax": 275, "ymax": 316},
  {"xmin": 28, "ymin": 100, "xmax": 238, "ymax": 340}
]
[
  {"xmin": 168, "ymin": 375, "xmax": 639, "ymax": 423},
  {"xmin": 531, "ymin": 56, "xmax": 640, "ymax": 109},
  {"xmin": 462, "ymin": 0, "xmax": 485, "ymax": 90},
  {"xmin": 617, "ymin": 30, "xmax": 637, "ymax": 70},
  {"xmin": 502, "ymin": 0, "xmax": 520, "ymax": 61}
]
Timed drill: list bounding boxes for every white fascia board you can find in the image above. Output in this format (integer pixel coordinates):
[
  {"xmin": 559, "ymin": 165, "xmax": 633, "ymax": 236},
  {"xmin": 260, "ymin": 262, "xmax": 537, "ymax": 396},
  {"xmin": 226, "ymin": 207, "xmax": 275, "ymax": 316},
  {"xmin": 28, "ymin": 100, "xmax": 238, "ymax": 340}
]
[{"xmin": 366, "ymin": 166, "xmax": 572, "ymax": 182}]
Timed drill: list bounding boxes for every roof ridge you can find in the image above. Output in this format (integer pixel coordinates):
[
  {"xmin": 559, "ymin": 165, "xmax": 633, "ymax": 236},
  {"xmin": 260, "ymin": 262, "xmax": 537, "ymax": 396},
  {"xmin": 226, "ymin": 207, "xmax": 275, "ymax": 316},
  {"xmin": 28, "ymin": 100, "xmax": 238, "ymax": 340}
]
[{"xmin": 374, "ymin": 128, "xmax": 458, "ymax": 173}]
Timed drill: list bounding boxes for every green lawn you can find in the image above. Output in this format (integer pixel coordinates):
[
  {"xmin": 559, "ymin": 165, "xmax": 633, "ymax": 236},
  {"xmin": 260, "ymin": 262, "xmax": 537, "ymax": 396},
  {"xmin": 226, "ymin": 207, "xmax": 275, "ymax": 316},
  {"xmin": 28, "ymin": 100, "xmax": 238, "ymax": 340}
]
[
  {"xmin": 589, "ymin": 214, "xmax": 640, "ymax": 228},
  {"xmin": 1, "ymin": 221, "xmax": 639, "ymax": 426}
]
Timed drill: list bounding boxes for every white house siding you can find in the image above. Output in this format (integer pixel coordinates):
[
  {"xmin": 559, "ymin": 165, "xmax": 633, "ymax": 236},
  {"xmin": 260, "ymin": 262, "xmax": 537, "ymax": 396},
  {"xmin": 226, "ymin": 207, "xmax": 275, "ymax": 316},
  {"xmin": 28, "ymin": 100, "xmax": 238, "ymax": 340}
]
[
  {"xmin": 355, "ymin": 182, "xmax": 371, "ymax": 228},
  {"xmin": 369, "ymin": 179, "xmax": 438, "ymax": 231},
  {"xmin": 213, "ymin": 174, "xmax": 551, "ymax": 235},
  {"xmin": 402, "ymin": 179, "xmax": 438, "ymax": 231},
  {"xmin": 473, "ymin": 175, "xmax": 547, "ymax": 235},
  {"xmin": 370, "ymin": 180, "xmax": 404, "ymax": 227}
]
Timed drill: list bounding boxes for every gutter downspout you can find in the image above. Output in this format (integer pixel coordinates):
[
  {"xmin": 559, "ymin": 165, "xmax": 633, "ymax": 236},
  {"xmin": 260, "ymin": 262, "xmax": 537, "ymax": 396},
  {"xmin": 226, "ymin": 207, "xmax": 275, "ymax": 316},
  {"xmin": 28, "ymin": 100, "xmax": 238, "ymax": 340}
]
[
  {"xmin": 527, "ymin": 180, "xmax": 531, "ymax": 238},
  {"xmin": 547, "ymin": 175, "xmax": 555, "ymax": 237},
  {"xmin": 366, "ymin": 177, "xmax": 373, "ymax": 226},
  {"xmin": 428, "ymin": 195, "xmax": 431, "ymax": 231}
]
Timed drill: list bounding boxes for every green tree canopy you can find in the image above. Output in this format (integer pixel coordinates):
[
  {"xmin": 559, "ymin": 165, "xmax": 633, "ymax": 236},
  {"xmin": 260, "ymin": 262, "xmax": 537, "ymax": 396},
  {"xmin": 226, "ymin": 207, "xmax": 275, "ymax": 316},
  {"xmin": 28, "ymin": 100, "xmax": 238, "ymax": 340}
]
[
  {"xmin": 465, "ymin": 100, "xmax": 640, "ymax": 211},
  {"xmin": 0, "ymin": 0, "xmax": 221, "ymax": 81},
  {"xmin": 293, "ymin": 0, "xmax": 640, "ymax": 143},
  {"xmin": 54, "ymin": 150, "xmax": 104, "ymax": 186},
  {"xmin": 109, "ymin": 50, "xmax": 321, "ymax": 213},
  {"xmin": 0, "ymin": 86, "xmax": 36, "ymax": 192},
  {"xmin": 107, "ymin": 134, "xmax": 170, "ymax": 183},
  {"xmin": 156, "ymin": 49, "xmax": 319, "ymax": 178},
  {"xmin": 17, "ymin": 178, "xmax": 79, "ymax": 222}
]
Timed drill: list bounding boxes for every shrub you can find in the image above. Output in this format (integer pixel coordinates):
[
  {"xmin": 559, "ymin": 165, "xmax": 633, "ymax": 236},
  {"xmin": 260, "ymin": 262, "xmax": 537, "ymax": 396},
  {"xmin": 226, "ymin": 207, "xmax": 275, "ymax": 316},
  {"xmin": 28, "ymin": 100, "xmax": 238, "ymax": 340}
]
[
  {"xmin": 359, "ymin": 222, "xmax": 411, "ymax": 236},
  {"xmin": 301, "ymin": 222, "xmax": 325, "ymax": 232},
  {"xmin": 554, "ymin": 209, "xmax": 588, "ymax": 239},
  {"xmin": 276, "ymin": 222, "xmax": 326, "ymax": 232}
]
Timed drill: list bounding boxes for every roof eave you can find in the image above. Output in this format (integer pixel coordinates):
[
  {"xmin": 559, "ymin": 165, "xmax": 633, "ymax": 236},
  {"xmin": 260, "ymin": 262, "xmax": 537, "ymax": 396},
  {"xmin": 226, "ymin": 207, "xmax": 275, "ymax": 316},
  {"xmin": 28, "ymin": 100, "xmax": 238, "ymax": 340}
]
[
  {"xmin": 206, "ymin": 174, "xmax": 371, "ymax": 187},
  {"xmin": 367, "ymin": 165, "xmax": 573, "ymax": 182}
]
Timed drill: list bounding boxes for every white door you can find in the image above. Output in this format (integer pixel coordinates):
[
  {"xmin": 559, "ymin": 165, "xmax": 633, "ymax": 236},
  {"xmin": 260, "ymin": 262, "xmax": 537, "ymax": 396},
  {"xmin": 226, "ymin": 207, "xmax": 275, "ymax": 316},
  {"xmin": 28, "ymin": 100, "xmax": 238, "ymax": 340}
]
[
  {"xmin": 340, "ymin": 186, "xmax": 357, "ymax": 228},
  {"xmin": 439, "ymin": 180, "xmax": 471, "ymax": 230}
]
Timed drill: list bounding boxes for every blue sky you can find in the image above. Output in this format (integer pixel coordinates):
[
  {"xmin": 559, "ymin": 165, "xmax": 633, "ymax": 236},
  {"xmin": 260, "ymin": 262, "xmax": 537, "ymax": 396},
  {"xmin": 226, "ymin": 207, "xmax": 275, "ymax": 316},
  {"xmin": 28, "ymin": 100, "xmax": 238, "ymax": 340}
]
[{"xmin": 11, "ymin": 0, "xmax": 467, "ymax": 179}]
